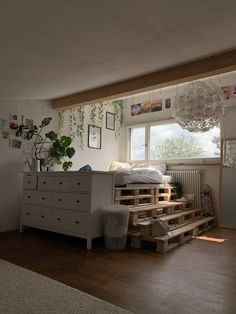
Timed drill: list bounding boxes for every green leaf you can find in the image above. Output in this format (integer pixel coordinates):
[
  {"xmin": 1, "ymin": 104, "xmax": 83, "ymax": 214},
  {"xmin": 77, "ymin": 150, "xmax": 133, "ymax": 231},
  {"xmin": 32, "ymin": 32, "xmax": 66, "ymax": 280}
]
[
  {"xmin": 45, "ymin": 131, "xmax": 57, "ymax": 141},
  {"xmin": 60, "ymin": 136, "xmax": 72, "ymax": 148},
  {"xmin": 49, "ymin": 142, "xmax": 65, "ymax": 158},
  {"xmin": 16, "ymin": 124, "xmax": 26, "ymax": 137},
  {"xmin": 26, "ymin": 129, "xmax": 36, "ymax": 140},
  {"xmin": 66, "ymin": 147, "xmax": 75, "ymax": 158},
  {"xmin": 41, "ymin": 117, "xmax": 52, "ymax": 127},
  {"xmin": 63, "ymin": 161, "xmax": 72, "ymax": 171}
]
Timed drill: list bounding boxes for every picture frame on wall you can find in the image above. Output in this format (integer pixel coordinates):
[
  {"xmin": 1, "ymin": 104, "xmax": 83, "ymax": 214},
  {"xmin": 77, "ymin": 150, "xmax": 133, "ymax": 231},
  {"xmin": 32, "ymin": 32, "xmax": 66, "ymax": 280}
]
[
  {"xmin": 106, "ymin": 112, "xmax": 115, "ymax": 130},
  {"xmin": 88, "ymin": 125, "xmax": 101, "ymax": 149}
]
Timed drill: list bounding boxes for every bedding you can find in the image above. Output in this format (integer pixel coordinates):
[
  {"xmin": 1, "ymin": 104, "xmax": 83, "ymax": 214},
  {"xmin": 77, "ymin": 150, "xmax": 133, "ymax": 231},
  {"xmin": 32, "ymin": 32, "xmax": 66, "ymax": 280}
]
[{"xmin": 112, "ymin": 168, "xmax": 172, "ymax": 186}]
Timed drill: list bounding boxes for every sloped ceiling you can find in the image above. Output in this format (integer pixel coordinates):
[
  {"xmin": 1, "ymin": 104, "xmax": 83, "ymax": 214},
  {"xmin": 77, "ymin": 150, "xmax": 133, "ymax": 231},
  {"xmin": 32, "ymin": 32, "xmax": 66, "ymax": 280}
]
[{"xmin": 0, "ymin": 0, "xmax": 236, "ymax": 99}]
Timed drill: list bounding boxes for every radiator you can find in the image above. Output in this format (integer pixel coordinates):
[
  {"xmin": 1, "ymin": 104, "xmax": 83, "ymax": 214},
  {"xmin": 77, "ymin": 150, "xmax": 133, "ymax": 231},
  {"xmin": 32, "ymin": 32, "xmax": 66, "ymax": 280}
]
[{"xmin": 166, "ymin": 170, "xmax": 201, "ymax": 208}]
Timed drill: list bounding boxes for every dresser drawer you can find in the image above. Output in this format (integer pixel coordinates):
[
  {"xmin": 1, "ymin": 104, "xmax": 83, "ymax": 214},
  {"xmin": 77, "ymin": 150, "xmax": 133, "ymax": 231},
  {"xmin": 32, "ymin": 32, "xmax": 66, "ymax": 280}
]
[
  {"xmin": 52, "ymin": 209, "xmax": 89, "ymax": 235},
  {"xmin": 38, "ymin": 176, "xmax": 54, "ymax": 191},
  {"xmin": 21, "ymin": 205, "xmax": 52, "ymax": 228},
  {"xmin": 53, "ymin": 193, "xmax": 89, "ymax": 212},
  {"xmin": 35, "ymin": 191, "xmax": 53, "ymax": 207},
  {"xmin": 24, "ymin": 191, "xmax": 52, "ymax": 207},
  {"xmin": 23, "ymin": 175, "xmax": 37, "ymax": 190},
  {"xmin": 23, "ymin": 191, "xmax": 38, "ymax": 204},
  {"xmin": 70, "ymin": 176, "xmax": 90, "ymax": 192},
  {"xmin": 54, "ymin": 175, "xmax": 90, "ymax": 192},
  {"xmin": 54, "ymin": 176, "xmax": 71, "ymax": 191},
  {"xmin": 21, "ymin": 206, "xmax": 37, "ymax": 225}
]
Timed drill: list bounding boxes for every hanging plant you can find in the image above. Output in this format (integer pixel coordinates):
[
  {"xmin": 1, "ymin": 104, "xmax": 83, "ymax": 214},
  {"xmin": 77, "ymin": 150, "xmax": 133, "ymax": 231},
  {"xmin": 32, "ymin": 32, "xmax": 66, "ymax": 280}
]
[
  {"xmin": 69, "ymin": 109, "xmax": 76, "ymax": 139},
  {"xmin": 113, "ymin": 100, "xmax": 123, "ymax": 140},
  {"xmin": 98, "ymin": 102, "xmax": 105, "ymax": 127},
  {"xmin": 58, "ymin": 110, "xmax": 65, "ymax": 133},
  {"xmin": 90, "ymin": 104, "xmax": 97, "ymax": 124},
  {"xmin": 76, "ymin": 106, "xmax": 85, "ymax": 150}
]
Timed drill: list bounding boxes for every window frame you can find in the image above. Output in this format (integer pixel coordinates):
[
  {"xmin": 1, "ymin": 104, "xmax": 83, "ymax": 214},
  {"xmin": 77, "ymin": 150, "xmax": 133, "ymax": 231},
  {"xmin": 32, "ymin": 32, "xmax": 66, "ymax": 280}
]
[{"xmin": 126, "ymin": 119, "xmax": 221, "ymax": 165}]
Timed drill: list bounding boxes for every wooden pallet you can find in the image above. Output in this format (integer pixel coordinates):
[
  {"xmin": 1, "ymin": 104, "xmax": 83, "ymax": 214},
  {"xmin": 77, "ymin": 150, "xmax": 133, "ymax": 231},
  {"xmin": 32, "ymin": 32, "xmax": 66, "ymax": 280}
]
[
  {"xmin": 134, "ymin": 217, "xmax": 215, "ymax": 253},
  {"xmin": 114, "ymin": 184, "xmax": 177, "ymax": 205},
  {"xmin": 155, "ymin": 184, "xmax": 172, "ymax": 202},
  {"xmin": 129, "ymin": 204, "xmax": 158, "ymax": 226},
  {"xmin": 137, "ymin": 208, "xmax": 203, "ymax": 237},
  {"xmin": 114, "ymin": 186, "xmax": 155, "ymax": 206},
  {"xmin": 128, "ymin": 201, "xmax": 194, "ymax": 226}
]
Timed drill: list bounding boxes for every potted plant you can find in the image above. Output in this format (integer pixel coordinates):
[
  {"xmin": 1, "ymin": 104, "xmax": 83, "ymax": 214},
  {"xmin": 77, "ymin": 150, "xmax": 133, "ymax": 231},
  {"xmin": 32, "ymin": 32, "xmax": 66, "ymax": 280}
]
[{"xmin": 17, "ymin": 117, "xmax": 75, "ymax": 171}]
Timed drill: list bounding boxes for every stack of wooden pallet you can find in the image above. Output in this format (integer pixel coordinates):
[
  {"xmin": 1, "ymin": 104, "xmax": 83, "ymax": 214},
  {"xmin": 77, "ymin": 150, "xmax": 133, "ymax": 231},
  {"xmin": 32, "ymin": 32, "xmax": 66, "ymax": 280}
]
[
  {"xmin": 114, "ymin": 184, "xmax": 175, "ymax": 206},
  {"xmin": 114, "ymin": 184, "xmax": 215, "ymax": 253}
]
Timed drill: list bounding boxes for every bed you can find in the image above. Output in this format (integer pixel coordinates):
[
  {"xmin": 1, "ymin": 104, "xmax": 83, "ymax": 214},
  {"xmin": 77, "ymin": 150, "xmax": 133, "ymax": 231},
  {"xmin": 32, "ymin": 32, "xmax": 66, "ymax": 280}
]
[{"xmin": 108, "ymin": 161, "xmax": 172, "ymax": 186}]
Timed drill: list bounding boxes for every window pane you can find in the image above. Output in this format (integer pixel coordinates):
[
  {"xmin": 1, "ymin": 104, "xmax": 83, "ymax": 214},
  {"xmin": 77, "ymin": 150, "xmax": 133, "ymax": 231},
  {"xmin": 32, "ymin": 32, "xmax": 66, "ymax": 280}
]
[
  {"xmin": 130, "ymin": 127, "xmax": 146, "ymax": 160},
  {"xmin": 149, "ymin": 123, "xmax": 220, "ymax": 160}
]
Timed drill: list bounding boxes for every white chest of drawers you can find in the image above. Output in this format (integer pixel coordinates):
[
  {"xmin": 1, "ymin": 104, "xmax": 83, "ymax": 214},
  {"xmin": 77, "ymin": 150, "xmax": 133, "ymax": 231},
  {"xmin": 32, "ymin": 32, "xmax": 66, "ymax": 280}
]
[{"xmin": 21, "ymin": 171, "xmax": 114, "ymax": 249}]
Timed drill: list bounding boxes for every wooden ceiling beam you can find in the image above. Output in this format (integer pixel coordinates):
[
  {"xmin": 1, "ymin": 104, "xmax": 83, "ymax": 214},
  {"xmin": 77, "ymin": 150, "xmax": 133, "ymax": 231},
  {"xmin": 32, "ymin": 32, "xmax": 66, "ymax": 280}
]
[{"xmin": 52, "ymin": 49, "xmax": 236, "ymax": 110}]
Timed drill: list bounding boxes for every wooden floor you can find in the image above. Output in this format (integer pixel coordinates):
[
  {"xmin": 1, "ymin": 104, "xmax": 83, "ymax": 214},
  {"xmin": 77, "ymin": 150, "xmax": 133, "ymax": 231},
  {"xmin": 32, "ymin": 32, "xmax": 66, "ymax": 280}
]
[{"xmin": 0, "ymin": 228, "xmax": 236, "ymax": 314}]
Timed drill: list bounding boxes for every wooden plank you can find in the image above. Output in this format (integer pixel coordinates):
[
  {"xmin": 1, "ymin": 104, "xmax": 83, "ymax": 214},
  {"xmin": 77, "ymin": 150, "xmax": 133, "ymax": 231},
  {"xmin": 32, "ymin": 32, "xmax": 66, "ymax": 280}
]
[
  {"xmin": 154, "ymin": 217, "xmax": 215, "ymax": 241},
  {"xmin": 160, "ymin": 208, "xmax": 202, "ymax": 222},
  {"xmin": 52, "ymin": 49, "xmax": 236, "ymax": 109}
]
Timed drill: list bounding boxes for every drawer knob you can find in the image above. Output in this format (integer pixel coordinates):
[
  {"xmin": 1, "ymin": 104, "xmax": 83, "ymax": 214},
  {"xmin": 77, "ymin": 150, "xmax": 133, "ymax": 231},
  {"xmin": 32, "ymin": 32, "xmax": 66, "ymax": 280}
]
[
  {"xmin": 43, "ymin": 182, "xmax": 46, "ymax": 185},
  {"xmin": 42, "ymin": 197, "xmax": 46, "ymax": 200},
  {"xmin": 58, "ymin": 198, "xmax": 62, "ymax": 202},
  {"xmin": 76, "ymin": 200, "xmax": 80, "ymax": 203},
  {"xmin": 27, "ymin": 195, "xmax": 31, "ymax": 199},
  {"xmin": 41, "ymin": 215, "xmax": 44, "ymax": 218},
  {"xmin": 59, "ymin": 182, "xmax": 62, "ymax": 185},
  {"xmin": 27, "ymin": 181, "xmax": 30, "ymax": 184},
  {"xmin": 75, "ymin": 221, "xmax": 79, "ymax": 224},
  {"xmin": 26, "ymin": 213, "xmax": 30, "ymax": 216},
  {"xmin": 77, "ymin": 182, "xmax": 81, "ymax": 185},
  {"xmin": 57, "ymin": 217, "xmax": 60, "ymax": 221}
]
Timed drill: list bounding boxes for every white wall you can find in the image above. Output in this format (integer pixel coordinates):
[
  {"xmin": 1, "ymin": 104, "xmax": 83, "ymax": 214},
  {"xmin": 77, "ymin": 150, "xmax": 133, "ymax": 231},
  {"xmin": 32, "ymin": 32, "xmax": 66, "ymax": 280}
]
[
  {"xmin": 58, "ymin": 105, "xmax": 122, "ymax": 171},
  {"xmin": 0, "ymin": 100, "xmax": 57, "ymax": 232},
  {"xmin": 121, "ymin": 71, "xmax": 236, "ymax": 225}
]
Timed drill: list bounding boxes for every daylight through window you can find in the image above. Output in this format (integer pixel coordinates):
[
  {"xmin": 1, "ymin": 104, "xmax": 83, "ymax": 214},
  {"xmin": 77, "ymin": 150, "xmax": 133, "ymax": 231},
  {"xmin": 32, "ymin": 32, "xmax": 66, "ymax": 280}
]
[{"xmin": 127, "ymin": 121, "xmax": 220, "ymax": 161}]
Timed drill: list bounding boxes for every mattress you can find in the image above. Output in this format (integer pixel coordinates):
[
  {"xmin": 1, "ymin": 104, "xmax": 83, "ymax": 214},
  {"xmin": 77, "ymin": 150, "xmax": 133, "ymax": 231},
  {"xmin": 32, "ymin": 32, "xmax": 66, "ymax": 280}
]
[{"xmin": 112, "ymin": 168, "xmax": 172, "ymax": 186}]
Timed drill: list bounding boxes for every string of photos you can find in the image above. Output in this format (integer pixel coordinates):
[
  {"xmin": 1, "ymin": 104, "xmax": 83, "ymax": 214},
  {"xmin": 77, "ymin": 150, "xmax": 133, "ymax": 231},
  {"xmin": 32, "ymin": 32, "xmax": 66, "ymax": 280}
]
[{"xmin": 58, "ymin": 100, "xmax": 123, "ymax": 150}]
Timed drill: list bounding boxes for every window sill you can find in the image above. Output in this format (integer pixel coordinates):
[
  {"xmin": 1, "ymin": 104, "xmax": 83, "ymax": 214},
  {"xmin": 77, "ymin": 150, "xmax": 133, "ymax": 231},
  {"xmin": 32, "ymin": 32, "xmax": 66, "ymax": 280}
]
[{"xmin": 126, "ymin": 158, "xmax": 220, "ymax": 166}]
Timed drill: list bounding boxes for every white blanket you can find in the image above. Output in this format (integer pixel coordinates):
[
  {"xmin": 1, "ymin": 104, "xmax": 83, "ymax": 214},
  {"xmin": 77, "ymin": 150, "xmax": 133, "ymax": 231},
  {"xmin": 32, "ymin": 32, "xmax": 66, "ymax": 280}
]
[{"xmin": 113, "ymin": 168, "xmax": 172, "ymax": 186}]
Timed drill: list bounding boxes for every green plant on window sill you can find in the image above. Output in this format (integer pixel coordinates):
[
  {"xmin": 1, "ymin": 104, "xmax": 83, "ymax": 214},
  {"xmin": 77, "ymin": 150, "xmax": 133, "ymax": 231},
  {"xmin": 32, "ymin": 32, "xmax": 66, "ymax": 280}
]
[{"xmin": 17, "ymin": 117, "xmax": 75, "ymax": 171}]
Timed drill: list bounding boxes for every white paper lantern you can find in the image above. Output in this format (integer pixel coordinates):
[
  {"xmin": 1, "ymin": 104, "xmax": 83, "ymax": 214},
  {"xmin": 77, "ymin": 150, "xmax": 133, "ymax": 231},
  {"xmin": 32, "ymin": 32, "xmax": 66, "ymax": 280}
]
[{"xmin": 173, "ymin": 81, "xmax": 223, "ymax": 132}]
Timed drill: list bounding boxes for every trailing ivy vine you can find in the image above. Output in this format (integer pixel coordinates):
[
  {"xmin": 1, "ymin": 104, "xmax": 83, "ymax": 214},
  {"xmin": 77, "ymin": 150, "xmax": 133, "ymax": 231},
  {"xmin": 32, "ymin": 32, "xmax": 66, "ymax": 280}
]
[
  {"xmin": 76, "ymin": 106, "xmax": 85, "ymax": 150},
  {"xmin": 98, "ymin": 102, "xmax": 105, "ymax": 127},
  {"xmin": 90, "ymin": 104, "xmax": 96, "ymax": 124},
  {"xmin": 112, "ymin": 100, "xmax": 123, "ymax": 140},
  {"xmin": 58, "ymin": 110, "xmax": 65, "ymax": 133},
  {"xmin": 69, "ymin": 109, "xmax": 76, "ymax": 139},
  {"xmin": 58, "ymin": 101, "xmax": 123, "ymax": 150}
]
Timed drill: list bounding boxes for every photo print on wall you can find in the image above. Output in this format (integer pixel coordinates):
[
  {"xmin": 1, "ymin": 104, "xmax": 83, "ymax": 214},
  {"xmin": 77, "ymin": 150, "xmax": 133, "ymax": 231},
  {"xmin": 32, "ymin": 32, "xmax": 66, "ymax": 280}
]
[
  {"xmin": 9, "ymin": 114, "xmax": 18, "ymax": 129},
  {"xmin": 151, "ymin": 99, "xmax": 162, "ymax": 112},
  {"xmin": 131, "ymin": 103, "xmax": 141, "ymax": 116},
  {"xmin": 165, "ymin": 98, "xmax": 171, "ymax": 109},
  {"xmin": 0, "ymin": 118, "xmax": 7, "ymax": 129},
  {"xmin": 141, "ymin": 101, "xmax": 152, "ymax": 113},
  {"xmin": 10, "ymin": 139, "xmax": 22, "ymax": 149}
]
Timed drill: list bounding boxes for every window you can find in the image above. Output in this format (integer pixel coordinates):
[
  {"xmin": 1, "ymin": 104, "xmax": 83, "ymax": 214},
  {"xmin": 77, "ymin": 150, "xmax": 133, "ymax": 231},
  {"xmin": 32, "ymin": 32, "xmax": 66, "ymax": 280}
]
[
  {"xmin": 129, "ymin": 125, "xmax": 146, "ymax": 160},
  {"xmin": 127, "ymin": 121, "xmax": 220, "ymax": 161}
]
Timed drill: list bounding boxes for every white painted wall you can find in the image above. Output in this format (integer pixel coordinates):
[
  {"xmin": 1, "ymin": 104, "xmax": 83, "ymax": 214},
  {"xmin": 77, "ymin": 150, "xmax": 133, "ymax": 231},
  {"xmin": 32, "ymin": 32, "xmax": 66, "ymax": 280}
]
[
  {"xmin": 58, "ymin": 106, "xmax": 122, "ymax": 171},
  {"xmin": 121, "ymin": 71, "xmax": 236, "ymax": 225},
  {"xmin": 0, "ymin": 100, "xmax": 57, "ymax": 232},
  {"xmin": 0, "ymin": 101, "xmax": 122, "ymax": 232}
]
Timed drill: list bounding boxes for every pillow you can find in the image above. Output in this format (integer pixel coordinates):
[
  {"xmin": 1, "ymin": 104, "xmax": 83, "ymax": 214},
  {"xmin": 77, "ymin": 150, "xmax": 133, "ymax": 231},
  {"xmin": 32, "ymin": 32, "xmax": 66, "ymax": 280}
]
[
  {"xmin": 151, "ymin": 163, "xmax": 166, "ymax": 174},
  {"xmin": 131, "ymin": 162, "xmax": 166, "ymax": 174},
  {"xmin": 131, "ymin": 162, "xmax": 150, "ymax": 169},
  {"xmin": 107, "ymin": 161, "xmax": 131, "ymax": 171}
]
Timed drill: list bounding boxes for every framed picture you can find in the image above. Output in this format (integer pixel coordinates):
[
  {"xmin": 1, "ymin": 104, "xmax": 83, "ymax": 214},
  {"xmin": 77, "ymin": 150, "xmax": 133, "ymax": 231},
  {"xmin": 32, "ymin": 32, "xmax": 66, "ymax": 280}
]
[
  {"xmin": 88, "ymin": 125, "xmax": 101, "ymax": 149},
  {"xmin": 223, "ymin": 138, "xmax": 236, "ymax": 168},
  {"xmin": 106, "ymin": 112, "xmax": 115, "ymax": 130}
]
